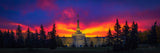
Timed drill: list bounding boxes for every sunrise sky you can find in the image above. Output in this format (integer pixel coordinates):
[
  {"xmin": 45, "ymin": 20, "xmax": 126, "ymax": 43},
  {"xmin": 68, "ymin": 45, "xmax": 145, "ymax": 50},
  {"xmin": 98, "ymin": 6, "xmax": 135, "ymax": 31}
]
[{"xmin": 0, "ymin": 0, "xmax": 160, "ymax": 37}]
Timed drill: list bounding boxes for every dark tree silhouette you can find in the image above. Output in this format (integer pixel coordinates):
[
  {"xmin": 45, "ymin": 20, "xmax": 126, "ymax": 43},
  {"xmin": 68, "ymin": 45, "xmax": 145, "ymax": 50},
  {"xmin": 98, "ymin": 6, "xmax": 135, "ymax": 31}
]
[
  {"xmin": 16, "ymin": 25, "xmax": 24, "ymax": 48},
  {"xmin": 107, "ymin": 28, "xmax": 113, "ymax": 46},
  {"xmin": 148, "ymin": 21, "xmax": 158, "ymax": 47},
  {"xmin": 49, "ymin": 24, "xmax": 57, "ymax": 49},
  {"xmin": 114, "ymin": 19, "xmax": 121, "ymax": 41},
  {"xmin": 122, "ymin": 21, "xmax": 130, "ymax": 50},
  {"xmin": 129, "ymin": 21, "xmax": 138, "ymax": 49},
  {"xmin": 3, "ymin": 31, "xmax": 7, "ymax": 48},
  {"xmin": 40, "ymin": 24, "xmax": 46, "ymax": 48},
  {"xmin": 6, "ymin": 30, "xmax": 10, "ymax": 48},
  {"xmin": 25, "ymin": 26, "xmax": 32, "ymax": 48},
  {"xmin": 34, "ymin": 29, "xmax": 40, "ymax": 48},
  {"xmin": 0, "ymin": 30, "xmax": 3, "ymax": 48},
  {"xmin": 40, "ymin": 24, "xmax": 46, "ymax": 39},
  {"xmin": 113, "ymin": 19, "xmax": 122, "ymax": 51},
  {"xmin": 30, "ymin": 33, "xmax": 34, "ymax": 48},
  {"xmin": 123, "ymin": 21, "xmax": 129, "ymax": 37},
  {"xmin": 10, "ymin": 30, "xmax": 16, "ymax": 48}
]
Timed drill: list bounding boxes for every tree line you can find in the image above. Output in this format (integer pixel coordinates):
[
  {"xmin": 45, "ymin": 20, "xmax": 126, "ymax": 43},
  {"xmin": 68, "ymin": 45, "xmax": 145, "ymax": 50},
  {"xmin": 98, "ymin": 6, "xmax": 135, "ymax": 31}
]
[
  {"xmin": 106, "ymin": 19, "xmax": 159, "ymax": 51},
  {"xmin": 0, "ymin": 19, "xmax": 159, "ymax": 51},
  {"xmin": 0, "ymin": 24, "xmax": 64, "ymax": 49}
]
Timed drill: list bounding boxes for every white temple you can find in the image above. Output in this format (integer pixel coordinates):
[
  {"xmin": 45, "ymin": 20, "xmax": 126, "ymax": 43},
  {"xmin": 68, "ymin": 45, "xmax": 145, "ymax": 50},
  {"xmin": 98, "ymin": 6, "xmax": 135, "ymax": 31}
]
[{"xmin": 72, "ymin": 15, "xmax": 85, "ymax": 47}]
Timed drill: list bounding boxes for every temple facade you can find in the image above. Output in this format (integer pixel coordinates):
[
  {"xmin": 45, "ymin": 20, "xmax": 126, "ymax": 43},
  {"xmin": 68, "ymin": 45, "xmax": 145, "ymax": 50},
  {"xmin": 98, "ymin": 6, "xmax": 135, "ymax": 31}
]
[
  {"xmin": 72, "ymin": 18, "xmax": 85, "ymax": 47},
  {"xmin": 59, "ymin": 15, "xmax": 108, "ymax": 47}
]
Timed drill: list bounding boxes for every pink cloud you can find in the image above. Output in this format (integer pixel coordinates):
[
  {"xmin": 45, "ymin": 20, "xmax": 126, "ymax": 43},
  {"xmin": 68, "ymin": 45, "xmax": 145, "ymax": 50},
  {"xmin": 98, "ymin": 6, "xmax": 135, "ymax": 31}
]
[{"xmin": 36, "ymin": 0, "xmax": 58, "ymax": 11}]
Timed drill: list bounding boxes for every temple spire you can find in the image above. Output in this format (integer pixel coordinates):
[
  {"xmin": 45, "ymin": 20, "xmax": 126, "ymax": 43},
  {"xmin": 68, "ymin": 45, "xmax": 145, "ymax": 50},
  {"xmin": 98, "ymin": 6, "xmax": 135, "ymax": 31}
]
[{"xmin": 77, "ymin": 14, "xmax": 80, "ymax": 32}]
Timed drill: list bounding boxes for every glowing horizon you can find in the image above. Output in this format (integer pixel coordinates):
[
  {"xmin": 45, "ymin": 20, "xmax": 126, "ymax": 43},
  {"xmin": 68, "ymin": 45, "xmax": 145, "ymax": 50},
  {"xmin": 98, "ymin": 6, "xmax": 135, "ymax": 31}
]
[{"xmin": 0, "ymin": 19, "xmax": 151, "ymax": 37}]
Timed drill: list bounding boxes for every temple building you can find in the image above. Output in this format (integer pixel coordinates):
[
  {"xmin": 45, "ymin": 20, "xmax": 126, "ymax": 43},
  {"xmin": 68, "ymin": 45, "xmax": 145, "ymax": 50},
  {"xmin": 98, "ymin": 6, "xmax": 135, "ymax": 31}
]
[
  {"xmin": 59, "ymin": 15, "xmax": 107, "ymax": 47},
  {"xmin": 72, "ymin": 17, "xmax": 85, "ymax": 47}
]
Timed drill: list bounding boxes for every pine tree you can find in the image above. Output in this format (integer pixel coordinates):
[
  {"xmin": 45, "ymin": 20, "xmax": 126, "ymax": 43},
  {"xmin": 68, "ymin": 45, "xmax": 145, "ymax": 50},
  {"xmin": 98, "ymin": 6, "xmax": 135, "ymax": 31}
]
[
  {"xmin": 35, "ymin": 29, "xmax": 39, "ymax": 40},
  {"xmin": 50, "ymin": 24, "xmax": 57, "ymax": 49},
  {"xmin": 148, "ymin": 21, "xmax": 157, "ymax": 46},
  {"xmin": 0, "ymin": 30, "xmax": 3, "ymax": 48},
  {"xmin": 6, "ymin": 30, "xmax": 10, "ymax": 48},
  {"xmin": 10, "ymin": 30, "xmax": 15, "ymax": 48},
  {"xmin": 122, "ymin": 21, "xmax": 130, "ymax": 50},
  {"xmin": 113, "ymin": 19, "xmax": 122, "ymax": 51},
  {"xmin": 16, "ymin": 25, "xmax": 24, "ymax": 48},
  {"xmin": 40, "ymin": 24, "xmax": 46, "ymax": 48},
  {"xmin": 114, "ymin": 19, "xmax": 121, "ymax": 41},
  {"xmin": 130, "ymin": 21, "xmax": 138, "ymax": 49},
  {"xmin": 34, "ymin": 29, "xmax": 39, "ymax": 48},
  {"xmin": 3, "ymin": 31, "xmax": 7, "ymax": 48},
  {"xmin": 25, "ymin": 26, "xmax": 32, "ymax": 48},
  {"xmin": 40, "ymin": 24, "xmax": 46, "ymax": 39},
  {"xmin": 107, "ymin": 28, "xmax": 113, "ymax": 46},
  {"xmin": 123, "ymin": 21, "xmax": 129, "ymax": 36}
]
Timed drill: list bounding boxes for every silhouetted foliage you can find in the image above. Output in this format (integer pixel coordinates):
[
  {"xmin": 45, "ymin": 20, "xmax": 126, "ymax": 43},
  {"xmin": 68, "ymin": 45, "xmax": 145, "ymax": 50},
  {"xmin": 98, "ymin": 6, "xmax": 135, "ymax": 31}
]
[
  {"xmin": 113, "ymin": 19, "xmax": 122, "ymax": 51},
  {"xmin": 25, "ymin": 27, "xmax": 32, "ymax": 48},
  {"xmin": 148, "ymin": 21, "xmax": 158, "ymax": 47},
  {"xmin": 0, "ymin": 20, "xmax": 159, "ymax": 50},
  {"xmin": 40, "ymin": 24, "xmax": 46, "ymax": 48},
  {"xmin": 0, "ymin": 30, "xmax": 3, "ymax": 48},
  {"xmin": 129, "ymin": 21, "xmax": 138, "ymax": 49},
  {"xmin": 122, "ymin": 21, "xmax": 130, "ymax": 50},
  {"xmin": 107, "ymin": 28, "xmax": 113, "ymax": 46},
  {"xmin": 16, "ymin": 25, "xmax": 24, "ymax": 48},
  {"xmin": 49, "ymin": 24, "xmax": 57, "ymax": 49},
  {"xmin": 10, "ymin": 30, "xmax": 16, "ymax": 48},
  {"xmin": 33, "ymin": 29, "xmax": 40, "ymax": 48},
  {"xmin": 40, "ymin": 24, "xmax": 46, "ymax": 39},
  {"xmin": 114, "ymin": 19, "xmax": 121, "ymax": 38}
]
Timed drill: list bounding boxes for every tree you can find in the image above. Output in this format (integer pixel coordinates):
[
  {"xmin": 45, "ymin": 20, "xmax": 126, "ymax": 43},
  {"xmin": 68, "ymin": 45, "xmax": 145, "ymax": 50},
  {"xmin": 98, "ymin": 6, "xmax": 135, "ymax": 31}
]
[
  {"xmin": 10, "ymin": 30, "xmax": 16, "ymax": 48},
  {"xmin": 34, "ymin": 29, "xmax": 40, "ymax": 48},
  {"xmin": 122, "ymin": 21, "xmax": 130, "ymax": 50},
  {"xmin": 123, "ymin": 21, "xmax": 129, "ymax": 37},
  {"xmin": 6, "ymin": 30, "xmax": 10, "ymax": 48},
  {"xmin": 40, "ymin": 24, "xmax": 46, "ymax": 39},
  {"xmin": 0, "ymin": 30, "xmax": 3, "ymax": 48},
  {"xmin": 148, "ymin": 21, "xmax": 158, "ymax": 46},
  {"xmin": 16, "ymin": 25, "xmax": 24, "ymax": 48},
  {"xmin": 113, "ymin": 19, "xmax": 122, "ymax": 51},
  {"xmin": 107, "ymin": 28, "xmax": 113, "ymax": 46},
  {"xmin": 129, "ymin": 21, "xmax": 138, "ymax": 49},
  {"xmin": 25, "ymin": 26, "xmax": 32, "ymax": 48},
  {"xmin": 114, "ymin": 19, "xmax": 121, "ymax": 41},
  {"xmin": 40, "ymin": 24, "xmax": 46, "ymax": 48},
  {"xmin": 49, "ymin": 24, "xmax": 57, "ymax": 49},
  {"xmin": 3, "ymin": 31, "xmax": 8, "ymax": 48}
]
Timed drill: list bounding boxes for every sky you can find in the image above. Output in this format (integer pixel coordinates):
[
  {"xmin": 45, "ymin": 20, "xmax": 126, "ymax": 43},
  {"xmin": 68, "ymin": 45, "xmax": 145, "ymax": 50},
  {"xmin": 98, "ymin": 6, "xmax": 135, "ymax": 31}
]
[{"xmin": 0, "ymin": 0, "xmax": 160, "ymax": 37}]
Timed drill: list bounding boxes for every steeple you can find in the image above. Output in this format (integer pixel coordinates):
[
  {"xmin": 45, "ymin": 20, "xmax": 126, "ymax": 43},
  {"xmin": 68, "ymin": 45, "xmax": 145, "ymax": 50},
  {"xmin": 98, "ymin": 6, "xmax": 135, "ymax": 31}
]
[
  {"xmin": 77, "ymin": 19, "xmax": 80, "ymax": 31},
  {"xmin": 76, "ymin": 14, "xmax": 81, "ymax": 33}
]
